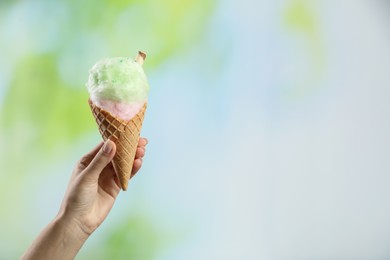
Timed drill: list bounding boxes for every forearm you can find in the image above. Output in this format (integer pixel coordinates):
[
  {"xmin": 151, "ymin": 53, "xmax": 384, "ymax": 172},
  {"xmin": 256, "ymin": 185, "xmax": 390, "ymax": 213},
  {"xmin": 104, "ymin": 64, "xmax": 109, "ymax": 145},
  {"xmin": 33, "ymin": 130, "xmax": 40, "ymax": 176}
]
[{"xmin": 21, "ymin": 214, "xmax": 89, "ymax": 260}]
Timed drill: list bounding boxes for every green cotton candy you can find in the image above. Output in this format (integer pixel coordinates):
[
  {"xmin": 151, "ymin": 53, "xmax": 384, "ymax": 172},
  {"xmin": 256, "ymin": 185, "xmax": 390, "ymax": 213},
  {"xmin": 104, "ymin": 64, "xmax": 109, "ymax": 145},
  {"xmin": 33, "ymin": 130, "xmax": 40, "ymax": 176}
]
[{"xmin": 86, "ymin": 57, "xmax": 149, "ymax": 103}]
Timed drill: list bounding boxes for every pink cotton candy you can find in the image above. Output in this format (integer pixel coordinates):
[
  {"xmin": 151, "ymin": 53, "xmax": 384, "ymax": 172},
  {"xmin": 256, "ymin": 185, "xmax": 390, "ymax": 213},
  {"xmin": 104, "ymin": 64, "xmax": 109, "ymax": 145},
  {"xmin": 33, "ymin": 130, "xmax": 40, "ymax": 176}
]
[{"xmin": 93, "ymin": 99, "xmax": 146, "ymax": 121}]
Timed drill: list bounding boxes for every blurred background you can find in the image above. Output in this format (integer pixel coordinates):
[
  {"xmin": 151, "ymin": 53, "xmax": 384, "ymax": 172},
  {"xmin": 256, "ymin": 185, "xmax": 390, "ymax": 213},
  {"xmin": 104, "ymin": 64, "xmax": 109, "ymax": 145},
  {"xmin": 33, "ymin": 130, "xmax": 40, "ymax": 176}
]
[{"xmin": 1, "ymin": 0, "xmax": 390, "ymax": 259}]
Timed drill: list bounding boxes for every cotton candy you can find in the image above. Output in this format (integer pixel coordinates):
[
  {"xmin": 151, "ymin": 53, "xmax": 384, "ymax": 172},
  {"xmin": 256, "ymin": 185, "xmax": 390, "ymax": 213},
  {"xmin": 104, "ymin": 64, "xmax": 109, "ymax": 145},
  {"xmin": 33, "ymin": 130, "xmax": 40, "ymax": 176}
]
[{"xmin": 86, "ymin": 56, "xmax": 149, "ymax": 120}]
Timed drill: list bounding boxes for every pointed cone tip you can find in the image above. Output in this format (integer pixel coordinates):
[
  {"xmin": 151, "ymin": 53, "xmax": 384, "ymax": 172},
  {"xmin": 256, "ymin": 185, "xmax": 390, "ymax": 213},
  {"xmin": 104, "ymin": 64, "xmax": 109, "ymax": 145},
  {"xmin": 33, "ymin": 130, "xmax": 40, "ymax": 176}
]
[{"xmin": 121, "ymin": 183, "xmax": 128, "ymax": 191}]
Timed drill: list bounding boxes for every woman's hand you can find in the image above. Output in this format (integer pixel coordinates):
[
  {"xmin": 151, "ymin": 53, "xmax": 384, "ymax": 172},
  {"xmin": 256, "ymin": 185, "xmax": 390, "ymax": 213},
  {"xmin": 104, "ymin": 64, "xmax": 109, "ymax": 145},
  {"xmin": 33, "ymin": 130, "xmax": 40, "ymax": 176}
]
[
  {"xmin": 21, "ymin": 138, "xmax": 148, "ymax": 260},
  {"xmin": 59, "ymin": 137, "xmax": 148, "ymax": 235}
]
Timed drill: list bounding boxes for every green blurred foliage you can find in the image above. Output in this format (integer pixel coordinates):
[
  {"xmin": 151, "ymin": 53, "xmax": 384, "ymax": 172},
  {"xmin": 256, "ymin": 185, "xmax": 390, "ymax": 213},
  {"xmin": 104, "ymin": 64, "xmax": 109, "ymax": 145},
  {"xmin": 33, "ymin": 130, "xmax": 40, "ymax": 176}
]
[
  {"xmin": 283, "ymin": 0, "xmax": 326, "ymax": 99},
  {"xmin": 2, "ymin": 54, "xmax": 91, "ymax": 150},
  {"xmin": 284, "ymin": 0, "xmax": 317, "ymax": 37},
  {"xmin": 80, "ymin": 215, "xmax": 161, "ymax": 259}
]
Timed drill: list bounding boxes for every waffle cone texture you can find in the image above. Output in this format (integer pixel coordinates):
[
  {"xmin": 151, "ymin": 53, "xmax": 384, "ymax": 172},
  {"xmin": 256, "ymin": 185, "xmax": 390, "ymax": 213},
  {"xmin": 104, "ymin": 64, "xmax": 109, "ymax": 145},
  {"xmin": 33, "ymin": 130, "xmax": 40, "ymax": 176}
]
[{"xmin": 88, "ymin": 99, "xmax": 147, "ymax": 190}]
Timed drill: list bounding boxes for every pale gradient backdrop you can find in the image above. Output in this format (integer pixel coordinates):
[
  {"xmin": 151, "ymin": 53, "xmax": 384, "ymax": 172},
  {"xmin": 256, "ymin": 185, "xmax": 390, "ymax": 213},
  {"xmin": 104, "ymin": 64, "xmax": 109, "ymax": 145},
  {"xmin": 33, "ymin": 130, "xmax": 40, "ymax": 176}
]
[{"xmin": 1, "ymin": 0, "xmax": 390, "ymax": 259}]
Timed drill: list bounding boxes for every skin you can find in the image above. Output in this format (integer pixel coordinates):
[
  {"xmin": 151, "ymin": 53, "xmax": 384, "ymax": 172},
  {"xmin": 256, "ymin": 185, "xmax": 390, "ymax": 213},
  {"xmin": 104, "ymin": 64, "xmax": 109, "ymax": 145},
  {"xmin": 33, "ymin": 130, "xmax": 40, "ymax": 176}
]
[{"xmin": 21, "ymin": 137, "xmax": 148, "ymax": 260}]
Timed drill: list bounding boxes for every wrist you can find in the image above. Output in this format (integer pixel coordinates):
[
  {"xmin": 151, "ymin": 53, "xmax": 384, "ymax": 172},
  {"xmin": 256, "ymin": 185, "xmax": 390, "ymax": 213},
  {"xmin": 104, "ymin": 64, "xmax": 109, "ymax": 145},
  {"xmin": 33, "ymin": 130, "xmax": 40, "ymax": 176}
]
[
  {"xmin": 21, "ymin": 213, "xmax": 90, "ymax": 260},
  {"xmin": 54, "ymin": 212, "xmax": 90, "ymax": 244}
]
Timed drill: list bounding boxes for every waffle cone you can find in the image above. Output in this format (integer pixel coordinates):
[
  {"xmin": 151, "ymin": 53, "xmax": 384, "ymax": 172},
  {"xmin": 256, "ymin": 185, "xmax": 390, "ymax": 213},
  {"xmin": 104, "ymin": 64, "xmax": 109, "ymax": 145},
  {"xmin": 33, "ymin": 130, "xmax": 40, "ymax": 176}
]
[{"xmin": 88, "ymin": 99, "xmax": 147, "ymax": 190}]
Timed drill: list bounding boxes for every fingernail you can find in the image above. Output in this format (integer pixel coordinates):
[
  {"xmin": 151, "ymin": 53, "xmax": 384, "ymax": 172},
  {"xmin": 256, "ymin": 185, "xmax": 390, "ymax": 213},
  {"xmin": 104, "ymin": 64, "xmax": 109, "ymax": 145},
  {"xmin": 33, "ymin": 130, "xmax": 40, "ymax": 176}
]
[
  {"xmin": 102, "ymin": 140, "xmax": 113, "ymax": 155},
  {"xmin": 145, "ymin": 138, "xmax": 149, "ymax": 144}
]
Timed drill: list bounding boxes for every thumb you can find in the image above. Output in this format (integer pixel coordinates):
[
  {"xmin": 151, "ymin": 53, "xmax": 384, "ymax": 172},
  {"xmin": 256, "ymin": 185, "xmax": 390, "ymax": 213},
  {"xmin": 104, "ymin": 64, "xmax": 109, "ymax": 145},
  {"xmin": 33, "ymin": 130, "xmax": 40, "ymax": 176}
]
[{"xmin": 84, "ymin": 140, "xmax": 116, "ymax": 180}]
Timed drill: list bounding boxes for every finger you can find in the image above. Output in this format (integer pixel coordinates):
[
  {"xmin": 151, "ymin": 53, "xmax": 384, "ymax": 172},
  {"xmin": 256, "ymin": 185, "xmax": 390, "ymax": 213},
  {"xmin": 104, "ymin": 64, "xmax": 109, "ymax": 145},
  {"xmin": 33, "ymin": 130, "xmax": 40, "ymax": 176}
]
[
  {"xmin": 84, "ymin": 140, "xmax": 116, "ymax": 181},
  {"xmin": 98, "ymin": 163, "xmax": 115, "ymax": 187},
  {"xmin": 138, "ymin": 137, "xmax": 148, "ymax": 147},
  {"xmin": 135, "ymin": 147, "xmax": 145, "ymax": 159},
  {"xmin": 98, "ymin": 163, "xmax": 121, "ymax": 198},
  {"xmin": 77, "ymin": 142, "xmax": 104, "ymax": 170},
  {"xmin": 131, "ymin": 158, "xmax": 143, "ymax": 177}
]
